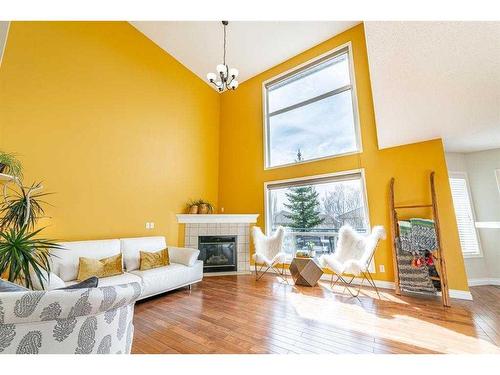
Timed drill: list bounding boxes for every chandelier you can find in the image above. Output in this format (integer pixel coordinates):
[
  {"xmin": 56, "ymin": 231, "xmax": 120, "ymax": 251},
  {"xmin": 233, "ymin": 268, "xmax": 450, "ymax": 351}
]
[{"xmin": 206, "ymin": 21, "xmax": 239, "ymax": 92}]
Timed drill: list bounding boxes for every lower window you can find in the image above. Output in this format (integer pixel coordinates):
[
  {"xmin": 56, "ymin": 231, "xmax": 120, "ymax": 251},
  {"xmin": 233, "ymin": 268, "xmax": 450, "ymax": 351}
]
[{"xmin": 265, "ymin": 171, "xmax": 370, "ymax": 259}]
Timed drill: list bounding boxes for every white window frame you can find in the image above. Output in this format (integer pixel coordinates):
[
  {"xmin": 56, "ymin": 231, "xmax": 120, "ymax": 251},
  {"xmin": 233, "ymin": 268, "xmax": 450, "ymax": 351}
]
[
  {"xmin": 449, "ymin": 171, "xmax": 483, "ymax": 258},
  {"xmin": 263, "ymin": 169, "xmax": 372, "ymax": 266},
  {"xmin": 262, "ymin": 42, "xmax": 362, "ymax": 170}
]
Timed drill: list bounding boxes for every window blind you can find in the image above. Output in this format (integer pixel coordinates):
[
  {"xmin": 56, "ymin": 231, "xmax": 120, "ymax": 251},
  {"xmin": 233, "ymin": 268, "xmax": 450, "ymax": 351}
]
[{"xmin": 449, "ymin": 176, "xmax": 481, "ymax": 257}]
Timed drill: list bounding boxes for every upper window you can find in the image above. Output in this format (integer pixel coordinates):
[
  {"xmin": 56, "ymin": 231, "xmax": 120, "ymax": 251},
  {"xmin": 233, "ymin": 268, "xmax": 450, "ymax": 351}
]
[
  {"xmin": 449, "ymin": 173, "xmax": 482, "ymax": 258},
  {"xmin": 263, "ymin": 44, "xmax": 360, "ymax": 169}
]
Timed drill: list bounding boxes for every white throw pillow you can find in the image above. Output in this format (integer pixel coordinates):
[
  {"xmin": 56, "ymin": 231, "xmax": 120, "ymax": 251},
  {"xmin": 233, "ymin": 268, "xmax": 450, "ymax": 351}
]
[
  {"xmin": 168, "ymin": 247, "xmax": 200, "ymax": 267},
  {"xmin": 31, "ymin": 271, "xmax": 66, "ymax": 290}
]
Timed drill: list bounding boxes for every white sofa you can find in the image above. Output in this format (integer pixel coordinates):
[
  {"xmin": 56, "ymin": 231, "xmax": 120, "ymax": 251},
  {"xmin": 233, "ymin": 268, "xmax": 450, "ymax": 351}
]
[{"xmin": 46, "ymin": 236, "xmax": 203, "ymax": 300}]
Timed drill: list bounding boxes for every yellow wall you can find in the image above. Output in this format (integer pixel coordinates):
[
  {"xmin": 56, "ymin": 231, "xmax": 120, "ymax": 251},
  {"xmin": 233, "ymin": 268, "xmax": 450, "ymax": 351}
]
[
  {"xmin": 218, "ymin": 24, "xmax": 469, "ymax": 291},
  {"xmin": 0, "ymin": 22, "xmax": 220, "ymax": 244},
  {"xmin": 0, "ymin": 22, "xmax": 469, "ymax": 291}
]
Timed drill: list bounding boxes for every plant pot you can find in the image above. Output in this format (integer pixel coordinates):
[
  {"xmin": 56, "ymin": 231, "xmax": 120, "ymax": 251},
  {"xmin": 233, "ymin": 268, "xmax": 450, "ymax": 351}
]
[
  {"xmin": 188, "ymin": 205, "xmax": 199, "ymax": 214},
  {"xmin": 0, "ymin": 163, "xmax": 6, "ymax": 174},
  {"xmin": 198, "ymin": 204, "xmax": 209, "ymax": 214}
]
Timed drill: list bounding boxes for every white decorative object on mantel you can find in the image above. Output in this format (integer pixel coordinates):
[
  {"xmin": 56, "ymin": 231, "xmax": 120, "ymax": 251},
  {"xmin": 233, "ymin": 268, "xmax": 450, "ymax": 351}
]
[
  {"xmin": 177, "ymin": 214, "xmax": 259, "ymax": 274},
  {"xmin": 176, "ymin": 214, "xmax": 258, "ymax": 224}
]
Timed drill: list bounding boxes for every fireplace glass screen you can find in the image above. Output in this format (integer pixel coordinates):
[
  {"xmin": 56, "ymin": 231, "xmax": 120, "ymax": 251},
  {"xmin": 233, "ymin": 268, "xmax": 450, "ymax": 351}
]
[{"xmin": 198, "ymin": 236, "xmax": 237, "ymax": 273}]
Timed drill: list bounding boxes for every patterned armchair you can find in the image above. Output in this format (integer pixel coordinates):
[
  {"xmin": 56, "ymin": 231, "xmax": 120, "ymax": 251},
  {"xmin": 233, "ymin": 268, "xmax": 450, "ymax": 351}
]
[{"xmin": 0, "ymin": 282, "xmax": 142, "ymax": 354}]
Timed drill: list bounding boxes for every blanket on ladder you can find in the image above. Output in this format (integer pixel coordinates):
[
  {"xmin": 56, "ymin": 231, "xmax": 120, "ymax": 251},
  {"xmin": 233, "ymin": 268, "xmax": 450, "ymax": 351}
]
[{"xmin": 396, "ymin": 218, "xmax": 438, "ymax": 294}]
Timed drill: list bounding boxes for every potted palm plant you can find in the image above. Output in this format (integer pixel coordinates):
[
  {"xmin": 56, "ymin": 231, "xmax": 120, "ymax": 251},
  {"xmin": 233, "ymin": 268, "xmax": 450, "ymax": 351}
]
[
  {"xmin": 0, "ymin": 181, "xmax": 62, "ymax": 289},
  {"xmin": 0, "ymin": 151, "xmax": 23, "ymax": 179},
  {"xmin": 0, "ymin": 226, "xmax": 60, "ymax": 289}
]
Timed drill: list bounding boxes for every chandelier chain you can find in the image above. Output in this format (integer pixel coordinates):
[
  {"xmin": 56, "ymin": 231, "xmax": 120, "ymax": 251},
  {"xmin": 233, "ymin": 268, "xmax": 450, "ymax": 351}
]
[{"xmin": 223, "ymin": 22, "xmax": 227, "ymax": 66}]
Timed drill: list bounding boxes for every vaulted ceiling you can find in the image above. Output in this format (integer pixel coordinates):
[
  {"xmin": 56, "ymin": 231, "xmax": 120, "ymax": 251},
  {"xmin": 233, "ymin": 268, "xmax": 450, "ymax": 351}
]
[{"xmin": 130, "ymin": 21, "xmax": 360, "ymax": 84}]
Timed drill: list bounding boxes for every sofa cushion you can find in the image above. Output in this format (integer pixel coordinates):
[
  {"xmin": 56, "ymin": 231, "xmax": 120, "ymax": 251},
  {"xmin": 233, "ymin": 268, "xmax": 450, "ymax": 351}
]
[
  {"xmin": 53, "ymin": 239, "xmax": 121, "ymax": 282},
  {"xmin": 120, "ymin": 236, "xmax": 167, "ymax": 272},
  {"xmin": 130, "ymin": 260, "xmax": 203, "ymax": 298},
  {"xmin": 64, "ymin": 272, "xmax": 142, "ymax": 288},
  {"xmin": 168, "ymin": 246, "xmax": 200, "ymax": 267},
  {"xmin": 58, "ymin": 276, "xmax": 99, "ymax": 290}
]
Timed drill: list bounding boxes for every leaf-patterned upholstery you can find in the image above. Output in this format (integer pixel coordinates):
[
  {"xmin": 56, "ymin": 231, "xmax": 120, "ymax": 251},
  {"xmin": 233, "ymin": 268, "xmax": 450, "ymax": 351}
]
[{"xmin": 0, "ymin": 282, "xmax": 142, "ymax": 354}]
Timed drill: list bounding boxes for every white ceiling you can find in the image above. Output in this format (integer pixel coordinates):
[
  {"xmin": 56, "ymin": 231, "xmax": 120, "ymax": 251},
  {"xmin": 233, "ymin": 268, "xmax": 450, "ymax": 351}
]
[
  {"xmin": 365, "ymin": 21, "xmax": 500, "ymax": 153},
  {"xmin": 130, "ymin": 21, "xmax": 359, "ymax": 85}
]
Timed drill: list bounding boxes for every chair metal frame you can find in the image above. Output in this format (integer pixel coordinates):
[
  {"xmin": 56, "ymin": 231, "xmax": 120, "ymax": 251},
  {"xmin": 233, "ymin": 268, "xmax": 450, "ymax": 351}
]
[
  {"xmin": 327, "ymin": 244, "xmax": 381, "ymax": 299},
  {"xmin": 254, "ymin": 261, "xmax": 289, "ymax": 284}
]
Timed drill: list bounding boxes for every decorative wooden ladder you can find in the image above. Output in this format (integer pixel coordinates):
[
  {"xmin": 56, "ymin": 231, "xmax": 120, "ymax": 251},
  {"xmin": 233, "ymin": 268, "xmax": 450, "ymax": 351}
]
[{"xmin": 389, "ymin": 172, "xmax": 450, "ymax": 307}]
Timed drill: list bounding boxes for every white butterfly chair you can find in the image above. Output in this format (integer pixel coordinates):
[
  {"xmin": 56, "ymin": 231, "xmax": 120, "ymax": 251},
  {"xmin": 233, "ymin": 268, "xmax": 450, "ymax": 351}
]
[
  {"xmin": 252, "ymin": 226, "xmax": 288, "ymax": 282},
  {"xmin": 320, "ymin": 225, "xmax": 386, "ymax": 298}
]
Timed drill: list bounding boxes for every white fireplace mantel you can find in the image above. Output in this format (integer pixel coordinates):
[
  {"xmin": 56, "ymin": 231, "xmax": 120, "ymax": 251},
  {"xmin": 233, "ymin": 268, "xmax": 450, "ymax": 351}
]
[{"xmin": 176, "ymin": 214, "xmax": 259, "ymax": 224}]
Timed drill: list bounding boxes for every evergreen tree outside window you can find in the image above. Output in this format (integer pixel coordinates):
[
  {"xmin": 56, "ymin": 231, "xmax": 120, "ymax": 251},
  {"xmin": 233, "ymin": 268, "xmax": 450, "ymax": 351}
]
[{"xmin": 284, "ymin": 186, "xmax": 324, "ymax": 231}]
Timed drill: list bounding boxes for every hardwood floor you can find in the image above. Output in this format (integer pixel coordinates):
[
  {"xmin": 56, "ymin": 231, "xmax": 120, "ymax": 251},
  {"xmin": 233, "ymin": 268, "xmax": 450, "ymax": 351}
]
[{"xmin": 131, "ymin": 275, "xmax": 500, "ymax": 354}]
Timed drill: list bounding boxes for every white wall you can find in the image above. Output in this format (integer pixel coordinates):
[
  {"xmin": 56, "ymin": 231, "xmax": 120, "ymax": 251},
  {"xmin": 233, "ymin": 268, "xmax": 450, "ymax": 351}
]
[{"xmin": 446, "ymin": 149, "xmax": 500, "ymax": 284}]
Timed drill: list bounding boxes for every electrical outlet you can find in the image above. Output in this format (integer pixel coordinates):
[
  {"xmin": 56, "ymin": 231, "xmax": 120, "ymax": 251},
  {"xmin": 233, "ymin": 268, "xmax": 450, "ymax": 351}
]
[
  {"xmin": 145, "ymin": 222, "xmax": 150, "ymax": 229},
  {"xmin": 150, "ymin": 222, "xmax": 155, "ymax": 229},
  {"xmin": 379, "ymin": 264, "xmax": 385, "ymax": 273}
]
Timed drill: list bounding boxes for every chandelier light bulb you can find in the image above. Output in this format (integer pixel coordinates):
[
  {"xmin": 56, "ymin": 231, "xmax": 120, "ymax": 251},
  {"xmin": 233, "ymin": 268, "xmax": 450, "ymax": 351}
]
[
  {"xmin": 216, "ymin": 64, "xmax": 227, "ymax": 75},
  {"xmin": 230, "ymin": 80, "xmax": 239, "ymax": 90},
  {"xmin": 229, "ymin": 68, "xmax": 239, "ymax": 78},
  {"xmin": 207, "ymin": 72, "xmax": 217, "ymax": 82}
]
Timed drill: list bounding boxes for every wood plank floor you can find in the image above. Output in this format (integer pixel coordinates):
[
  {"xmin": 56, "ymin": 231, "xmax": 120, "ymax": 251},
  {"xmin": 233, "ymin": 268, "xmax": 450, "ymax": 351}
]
[{"xmin": 131, "ymin": 275, "xmax": 500, "ymax": 354}]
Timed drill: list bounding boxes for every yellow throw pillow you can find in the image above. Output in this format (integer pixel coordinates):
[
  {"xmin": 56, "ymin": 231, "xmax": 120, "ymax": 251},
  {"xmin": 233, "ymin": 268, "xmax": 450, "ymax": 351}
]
[
  {"xmin": 77, "ymin": 254, "xmax": 123, "ymax": 281},
  {"xmin": 139, "ymin": 248, "xmax": 170, "ymax": 271}
]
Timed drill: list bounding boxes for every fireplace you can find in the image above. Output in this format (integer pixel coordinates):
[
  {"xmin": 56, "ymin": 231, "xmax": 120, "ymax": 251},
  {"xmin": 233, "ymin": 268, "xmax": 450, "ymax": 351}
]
[
  {"xmin": 177, "ymin": 214, "xmax": 258, "ymax": 274},
  {"xmin": 198, "ymin": 235, "xmax": 237, "ymax": 273}
]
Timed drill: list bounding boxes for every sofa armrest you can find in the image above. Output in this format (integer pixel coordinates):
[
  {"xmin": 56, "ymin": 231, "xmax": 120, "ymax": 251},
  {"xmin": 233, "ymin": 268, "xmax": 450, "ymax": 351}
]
[
  {"xmin": 168, "ymin": 246, "xmax": 200, "ymax": 267},
  {"xmin": 0, "ymin": 282, "xmax": 142, "ymax": 325}
]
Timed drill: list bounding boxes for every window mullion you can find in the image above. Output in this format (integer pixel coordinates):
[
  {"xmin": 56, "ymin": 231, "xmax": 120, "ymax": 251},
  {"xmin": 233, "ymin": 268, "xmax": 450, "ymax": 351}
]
[{"xmin": 268, "ymin": 85, "xmax": 352, "ymax": 118}]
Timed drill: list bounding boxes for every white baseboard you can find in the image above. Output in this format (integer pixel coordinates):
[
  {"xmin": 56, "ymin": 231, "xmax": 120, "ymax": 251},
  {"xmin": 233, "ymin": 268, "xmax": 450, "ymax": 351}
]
[
  {"xmin": 318, "ymin": 274, "xmax": 473, "ymax": 301},
  {"xmin": 447, "ymin": 290, "xmax": 473, "ymax": 301},
  {"xmin": 203, "ymin": 271, "xmax": 252, "ymax": 277},
  {"xmin": 318, "ymin": 273, "xmax": 396, "ymax": 290},
  {"xmin": 468, "ymin": 278, "xmax": 500, "ymax": 286}
]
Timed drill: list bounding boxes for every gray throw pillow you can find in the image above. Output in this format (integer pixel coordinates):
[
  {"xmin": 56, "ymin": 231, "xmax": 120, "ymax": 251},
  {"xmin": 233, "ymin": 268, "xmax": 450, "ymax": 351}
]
[
  {"xmin": 0, "ymin": 279, "xmax": 29, "ymax": 292},
  {"xmin": 58, "ymin": 276, "xmax": 99, "ymax": 290}
]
